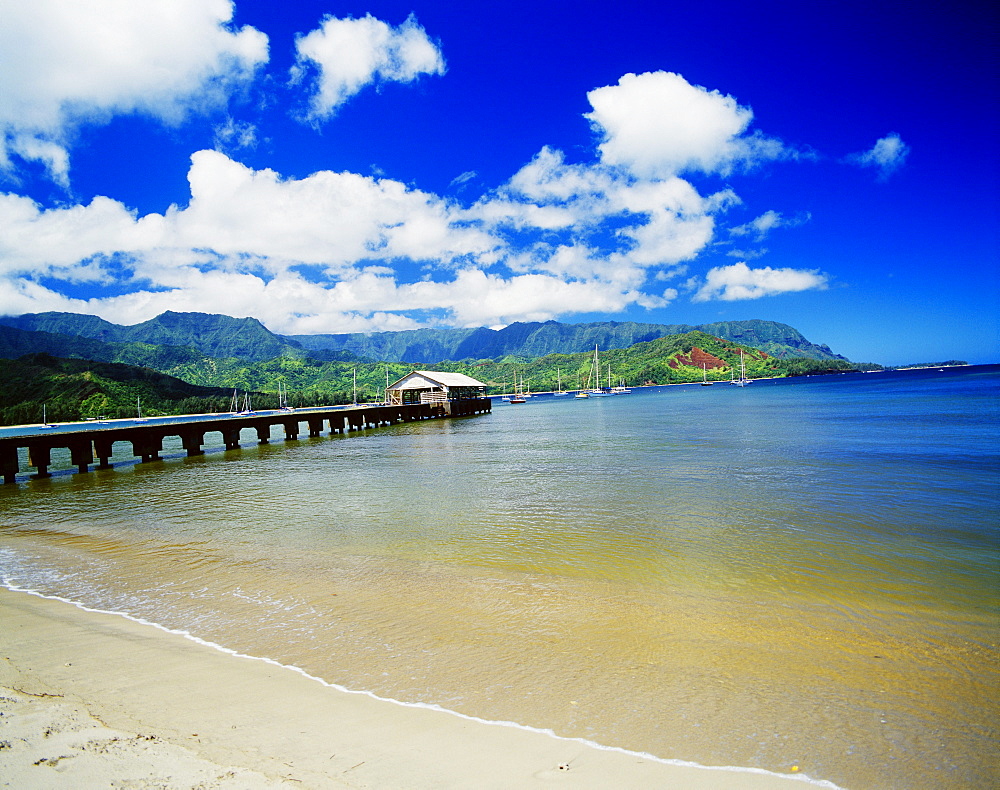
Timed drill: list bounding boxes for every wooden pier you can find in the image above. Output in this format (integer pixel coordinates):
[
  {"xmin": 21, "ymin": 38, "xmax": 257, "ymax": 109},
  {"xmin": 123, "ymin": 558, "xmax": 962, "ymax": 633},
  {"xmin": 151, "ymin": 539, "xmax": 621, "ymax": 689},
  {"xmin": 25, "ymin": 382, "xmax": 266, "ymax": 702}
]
[{"xmin": 0, "ymin": 398, "xmax": 491, "ymax": 484}]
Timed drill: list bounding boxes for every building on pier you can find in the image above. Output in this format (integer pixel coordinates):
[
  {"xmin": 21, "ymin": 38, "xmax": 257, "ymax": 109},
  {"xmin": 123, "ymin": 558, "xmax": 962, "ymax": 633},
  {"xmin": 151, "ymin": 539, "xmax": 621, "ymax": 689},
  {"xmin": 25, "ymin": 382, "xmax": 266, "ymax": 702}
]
[{"xmin": 387, "ymin": 371, "xmax": 488, "ymax": 406}]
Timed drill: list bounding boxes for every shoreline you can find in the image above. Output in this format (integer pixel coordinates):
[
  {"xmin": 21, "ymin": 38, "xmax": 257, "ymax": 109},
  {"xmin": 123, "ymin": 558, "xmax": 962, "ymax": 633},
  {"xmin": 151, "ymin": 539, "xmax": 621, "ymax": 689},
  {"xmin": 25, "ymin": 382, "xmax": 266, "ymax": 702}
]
[{"xmin": 0, "ymin": 586, "xmax": 835, "ymax": 789}]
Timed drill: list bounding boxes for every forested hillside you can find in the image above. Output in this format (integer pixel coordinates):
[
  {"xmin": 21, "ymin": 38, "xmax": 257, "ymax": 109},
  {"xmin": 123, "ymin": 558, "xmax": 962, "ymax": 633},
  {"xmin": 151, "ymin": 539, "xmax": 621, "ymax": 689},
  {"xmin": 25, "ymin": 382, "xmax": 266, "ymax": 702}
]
[
  {"xmin": 0, "ymin": 354, "xmax": 236, "ymax": 425},
  {"xmin": 0, "ymin": 333, "xmax": 857, "ymax": 426},
  {"xmin": 286, "ymin": 318, "xmax": 846, "ymax": 362},
  {"xmin": 0, "ymin": 309, "xmax": 868, "ymax": 426},
  {"xmin": 0, "ymin": 311, "xmax": 847, "ymax": 363}
]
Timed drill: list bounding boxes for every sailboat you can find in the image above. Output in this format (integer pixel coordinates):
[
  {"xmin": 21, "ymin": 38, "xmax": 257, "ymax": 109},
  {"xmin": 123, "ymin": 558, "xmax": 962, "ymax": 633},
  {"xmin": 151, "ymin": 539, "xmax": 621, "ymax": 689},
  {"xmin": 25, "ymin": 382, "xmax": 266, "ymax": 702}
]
[
  {"xmin": 731, "ymin": 350, "xmax": 750, "ymax": 387},
  {"xmin": 277, "ymin": 381, "xmax": 294, "ymax": 411},
  {"xmin": 602, "ymin": 364, "xmax": 616, "ymax": 394},
  {"xmin": 610, "ymin": 365, "xmax": 631, "ymax": 393},
  {"xmin": 231, "ymin": 389, "xmax": 255, "ymax": 414},
  {"xmin": 574, "ymin": 371, "xmax": 590, "ymax": 399},
  {"xmin": 40, "ymin": 403, "xmax": 55, "ymax": 428},
  {"xmin": 134, "ymin": 396, "xmax": 149, "ymax": 422},
  {"xmin": 700, "ymin": 363, "xmax": 713, "ymax": 386},
  {"xmin": 588, "ymin": 346, "xmax": 611, "ymax": 396},
  {"xmin": 553, "ymin": 368, "xmax": 568, "ymax": 396},
  {"xmin": 510, "ymin": 374, "xmax": 527, "ymax": 403}
]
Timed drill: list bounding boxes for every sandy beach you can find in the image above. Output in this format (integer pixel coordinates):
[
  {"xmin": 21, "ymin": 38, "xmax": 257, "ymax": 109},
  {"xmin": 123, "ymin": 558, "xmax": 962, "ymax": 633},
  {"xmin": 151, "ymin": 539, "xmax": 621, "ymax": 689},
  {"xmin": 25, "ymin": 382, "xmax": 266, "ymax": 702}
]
[{"xmin": 0, "ymin": 587, "xmax": 831, "ymax": 789}]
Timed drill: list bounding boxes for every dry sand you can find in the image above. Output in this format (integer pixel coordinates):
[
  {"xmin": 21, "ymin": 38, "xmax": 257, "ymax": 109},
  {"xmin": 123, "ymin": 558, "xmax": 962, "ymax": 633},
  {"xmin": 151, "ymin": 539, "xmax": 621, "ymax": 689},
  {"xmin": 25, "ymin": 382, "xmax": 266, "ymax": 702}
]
[{"xmin": 0, "ymin": 587, "xmax": 835, "ymax": 789}]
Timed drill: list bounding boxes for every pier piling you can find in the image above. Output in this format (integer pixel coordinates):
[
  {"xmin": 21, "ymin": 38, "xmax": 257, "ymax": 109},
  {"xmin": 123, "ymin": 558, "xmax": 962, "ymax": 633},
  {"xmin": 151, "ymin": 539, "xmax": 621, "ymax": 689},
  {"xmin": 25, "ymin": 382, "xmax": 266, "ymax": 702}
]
[
  {"xmin": 0, "ymin": 398, "xmax": 491, "ymax": 484},
  {"xmin": 69, "ymin": 441, "xmax": 94, "ymax": 474}
]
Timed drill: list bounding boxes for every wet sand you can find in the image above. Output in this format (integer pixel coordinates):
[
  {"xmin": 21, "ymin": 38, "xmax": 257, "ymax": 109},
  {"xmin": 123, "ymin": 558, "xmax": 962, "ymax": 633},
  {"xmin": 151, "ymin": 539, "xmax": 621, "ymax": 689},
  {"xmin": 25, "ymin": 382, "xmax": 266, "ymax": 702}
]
[{"xmin": 0, "ymin": 587, "xmax": 829, "ymax": 789}]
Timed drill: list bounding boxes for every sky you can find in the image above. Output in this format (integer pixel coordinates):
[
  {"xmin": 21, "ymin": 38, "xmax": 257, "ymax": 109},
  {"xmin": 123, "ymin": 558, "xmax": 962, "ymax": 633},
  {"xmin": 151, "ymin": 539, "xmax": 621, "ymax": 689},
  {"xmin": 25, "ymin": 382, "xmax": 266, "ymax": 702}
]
[{"xmin": 0, "ymin": 0, "xmax": 997, "ymax": 365}]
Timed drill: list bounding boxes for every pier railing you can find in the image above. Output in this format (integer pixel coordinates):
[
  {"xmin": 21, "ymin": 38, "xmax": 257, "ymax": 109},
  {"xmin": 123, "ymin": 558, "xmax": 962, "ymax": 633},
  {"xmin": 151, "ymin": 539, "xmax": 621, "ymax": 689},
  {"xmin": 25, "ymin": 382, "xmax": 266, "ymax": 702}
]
[{"xmin": 0, "ymin": 398, "xmax": 492, "ymax": 484}]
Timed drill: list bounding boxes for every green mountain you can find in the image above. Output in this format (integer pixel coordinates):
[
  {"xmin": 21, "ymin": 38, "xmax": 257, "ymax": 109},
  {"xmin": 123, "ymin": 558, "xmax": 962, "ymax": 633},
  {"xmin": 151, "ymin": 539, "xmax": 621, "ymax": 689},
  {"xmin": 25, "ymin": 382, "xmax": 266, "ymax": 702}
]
[
  {"xmin": 286, "ymin": 318, "xmax": 845, "ymax": 362},
  {"xmin": 0, "ymin": 330, "xmax": 858, "ymax": 426},
  {"xmin": 426, "ymin": 331, "xmax": 855, "ymax": 393},
  {"xmin": 0, "ymin": 324, "xmax": 208, "ymax": 369},
  {"xmin": 0, "ymin": 311, "xmax": 304, "ymax": 362},
  {"xmin": 0, "ymin": 311, "xmax": 846, "ymax": 364}
]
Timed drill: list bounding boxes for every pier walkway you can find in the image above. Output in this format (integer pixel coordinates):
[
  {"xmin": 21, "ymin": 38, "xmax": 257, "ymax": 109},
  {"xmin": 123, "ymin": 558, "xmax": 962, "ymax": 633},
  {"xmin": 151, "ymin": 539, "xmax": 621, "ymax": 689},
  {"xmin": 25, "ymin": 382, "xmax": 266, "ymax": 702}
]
[{"xmin": 0, "ymin": 398, "xmax": 491, "ymax": 484}]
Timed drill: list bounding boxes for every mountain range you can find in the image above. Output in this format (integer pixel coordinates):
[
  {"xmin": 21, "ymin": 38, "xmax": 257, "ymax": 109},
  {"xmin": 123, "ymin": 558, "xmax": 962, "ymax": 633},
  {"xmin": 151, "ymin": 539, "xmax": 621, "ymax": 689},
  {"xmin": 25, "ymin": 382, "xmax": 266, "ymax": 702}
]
[
  {"xmin": 0, "ymin": 311, "xmax": 846, "ymax": 364},
  {"xmin": 0, "ymin": 311, "xmax": 859, "ymax": 426}
]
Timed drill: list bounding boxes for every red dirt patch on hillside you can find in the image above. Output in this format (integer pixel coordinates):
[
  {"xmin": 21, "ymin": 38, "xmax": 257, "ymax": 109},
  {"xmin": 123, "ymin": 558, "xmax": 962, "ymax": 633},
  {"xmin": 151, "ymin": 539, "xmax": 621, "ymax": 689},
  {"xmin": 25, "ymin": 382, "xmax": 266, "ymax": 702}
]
[{"xmin": 669, "ymin": 346, "xmax": 728, "ymax": 369}]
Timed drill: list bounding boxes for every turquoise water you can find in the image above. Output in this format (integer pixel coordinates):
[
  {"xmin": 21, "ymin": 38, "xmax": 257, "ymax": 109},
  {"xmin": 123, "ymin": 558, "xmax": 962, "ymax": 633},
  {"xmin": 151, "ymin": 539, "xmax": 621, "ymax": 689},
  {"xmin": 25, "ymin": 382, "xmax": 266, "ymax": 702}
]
[{"xmin": 1, "ymin": 365, "xmax": 997, "ymax": 788}]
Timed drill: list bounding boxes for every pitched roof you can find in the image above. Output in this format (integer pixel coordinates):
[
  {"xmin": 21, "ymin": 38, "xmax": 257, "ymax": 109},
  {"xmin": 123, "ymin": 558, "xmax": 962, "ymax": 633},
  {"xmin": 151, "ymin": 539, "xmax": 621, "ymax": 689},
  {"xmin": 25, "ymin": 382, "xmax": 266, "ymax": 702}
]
[{"xmin": 389, "ymin": 370, "xmax": 487, "ymax": 389}]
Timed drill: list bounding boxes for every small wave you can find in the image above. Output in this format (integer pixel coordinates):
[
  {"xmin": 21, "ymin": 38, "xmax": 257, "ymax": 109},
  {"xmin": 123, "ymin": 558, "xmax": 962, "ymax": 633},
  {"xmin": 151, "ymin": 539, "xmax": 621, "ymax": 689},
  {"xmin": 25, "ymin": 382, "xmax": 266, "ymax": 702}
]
[{"xmin": 1, "ymin": 576, "xmax": 842, "ymax": 789}]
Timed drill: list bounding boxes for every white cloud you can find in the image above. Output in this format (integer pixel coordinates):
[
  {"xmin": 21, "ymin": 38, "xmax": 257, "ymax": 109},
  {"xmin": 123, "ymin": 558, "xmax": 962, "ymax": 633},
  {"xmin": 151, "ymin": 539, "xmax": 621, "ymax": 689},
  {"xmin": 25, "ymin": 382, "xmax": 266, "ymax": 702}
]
[
  {"xmin": 479, "ymin": 146, "xmax": 734, "ymax": 284},
  {"xmin": 728, "ymin": 210, "xmax": 810, "ymax": 241},
  {"xmin": 292, "ymin": 13, "xmax": 445, "ymax": 121},
  {"xmin": 607, "ymin": 178, "xmax": 721, "ymax": 267},
  {"xmin": 584, "ymin": 71, "xmax": 789, "ymax": 178},
  {"xmin": 725, "ymin": 248, "xmax": 768, "ymax": 260},
  {"xmin": 0, "ymin": 59, "xmax": 853, "ymax": 332},
  {"xmin": 0, "ymin": 149, "xmax": 495, "ymax": 281},
  {"xmin": 847, "ymin": 133, "xmax": 910, "ymax": 180},
  {"xmin": 506, "ymin": 146, "xmax": 617, "ymax": 204},
  {"xmin": 0, "ymin": 192, "xmax": 157, "ymax": 279},
  {"xmin": 1, "ymin": 149, "xmax": 660, "ymax": 331},
  {"xmin": 692, "ymin": 261, "xmax": 828, "ymax": 301},
  {"xmin": 0, "ymin": 0, "xmax": 268, "ymax": 185},
  {"xmin": 170, "ymin": 150, "xmax": 496, "ymax": 269},
  {"xmin": 730, "ymin": 210, "xmax": 783, "ymax": 240},
  {"xmin": 449, "ymin": 171, "xmax": 478, "ymax": 191},
  {"xmin": 401, "ymin": 269, "xmax": 657, "ymax": 328},
  {"xmin": 213, "ymin": 117, "xmax": 259, "ymax": 153}
]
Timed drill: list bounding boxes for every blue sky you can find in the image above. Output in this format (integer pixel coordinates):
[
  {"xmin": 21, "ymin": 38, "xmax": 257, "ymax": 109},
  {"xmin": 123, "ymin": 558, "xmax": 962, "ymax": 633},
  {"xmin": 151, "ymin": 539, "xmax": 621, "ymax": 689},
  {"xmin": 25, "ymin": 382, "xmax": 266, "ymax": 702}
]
[{"xmin": 1, "ymin": 0, "xmax": 997, "ymax": 364}]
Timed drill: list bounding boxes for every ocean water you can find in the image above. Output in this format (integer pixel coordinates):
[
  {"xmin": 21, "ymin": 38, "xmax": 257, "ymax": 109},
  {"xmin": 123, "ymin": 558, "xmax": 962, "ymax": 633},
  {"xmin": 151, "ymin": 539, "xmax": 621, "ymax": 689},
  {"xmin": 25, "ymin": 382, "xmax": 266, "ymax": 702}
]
[{"xmin": 1, "ymin": 365, "xmax": 997, "ymax": 789}]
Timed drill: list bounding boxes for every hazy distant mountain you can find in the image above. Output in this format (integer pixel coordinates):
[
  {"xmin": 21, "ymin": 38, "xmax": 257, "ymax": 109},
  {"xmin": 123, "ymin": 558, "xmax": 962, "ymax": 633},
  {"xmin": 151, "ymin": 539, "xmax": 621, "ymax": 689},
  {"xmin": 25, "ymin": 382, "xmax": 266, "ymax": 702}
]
[
  {"xmin": 0, "ymin": 311, "xmax": 847, "ymax": 364},
  {"xmin": 286, "ymin": 318, "xmax": 846, "ymax": 362}
]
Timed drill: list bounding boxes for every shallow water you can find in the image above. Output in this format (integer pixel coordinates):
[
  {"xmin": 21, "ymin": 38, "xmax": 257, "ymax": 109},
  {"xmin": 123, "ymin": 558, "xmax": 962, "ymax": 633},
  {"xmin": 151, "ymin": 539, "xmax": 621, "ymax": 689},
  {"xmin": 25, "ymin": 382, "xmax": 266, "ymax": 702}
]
[{"xmin": 2, "ymin": 366, "xmax": 998, "ymax": 788}]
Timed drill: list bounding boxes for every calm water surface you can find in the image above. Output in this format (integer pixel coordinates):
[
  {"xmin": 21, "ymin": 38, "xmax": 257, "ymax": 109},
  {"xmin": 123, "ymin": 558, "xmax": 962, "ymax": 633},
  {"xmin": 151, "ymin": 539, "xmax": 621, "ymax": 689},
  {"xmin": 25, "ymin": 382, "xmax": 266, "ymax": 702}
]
[{"xmin": 1, "ymin": 366, "xmax": 998, "ymax": 789}]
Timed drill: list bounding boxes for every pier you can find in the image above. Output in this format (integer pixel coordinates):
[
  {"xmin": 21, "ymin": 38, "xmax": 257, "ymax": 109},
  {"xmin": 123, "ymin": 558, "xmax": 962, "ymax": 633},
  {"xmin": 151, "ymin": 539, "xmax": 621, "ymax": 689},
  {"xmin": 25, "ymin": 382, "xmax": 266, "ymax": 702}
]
[{"xmin": 0, "ymin": 398, "xmax": 491, "ymax": 484}]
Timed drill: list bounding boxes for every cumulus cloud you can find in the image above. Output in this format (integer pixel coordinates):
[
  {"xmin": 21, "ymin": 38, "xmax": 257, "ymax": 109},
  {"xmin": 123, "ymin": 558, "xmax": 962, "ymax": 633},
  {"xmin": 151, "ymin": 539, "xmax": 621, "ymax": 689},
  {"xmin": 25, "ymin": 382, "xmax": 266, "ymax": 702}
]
[
  {"xmin": 848, "ymin": 133, "xmax": 910, "ymax": 180},
  {"xmin": 173, "ymin": 150, "xmax": 495, "ymax": 268},
  {"xmin": 0, "ymin": 150, "xmax": 626, "ymax": 330},
  {"xmin": 584, "ymin": 71, "xmax": 790, "ymax": 179},
  {"xmin": 0, "ymin": 58, "xmax": 856, "ymax": 332},
  {"xmin": 480, "ymin": 145, "xmax": 734, "ymax": 285},
  {"xmin": 0, "ymin": 0, "xmax": 268, "ymax": 185},
  {"xmin": 0, "ymin": 144, "xmax": 715, "ymax": 331},
  {"xmin": 292, "ymin": 13, "xmax": 445, "ymax": 121},
  {"xmin": 692, "ymin": 261, "xmax": 827, "ymax": 301}
]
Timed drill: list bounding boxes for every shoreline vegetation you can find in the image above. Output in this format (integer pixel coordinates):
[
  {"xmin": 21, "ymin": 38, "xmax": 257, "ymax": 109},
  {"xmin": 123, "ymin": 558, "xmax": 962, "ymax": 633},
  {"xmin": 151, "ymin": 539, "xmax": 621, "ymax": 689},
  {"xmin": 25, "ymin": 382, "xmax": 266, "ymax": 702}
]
[
  {"xmin": 0, "ymin": 587, "xmax": 832, "ymax": 789},
  {"xmin": 0, "ymin": 328, "xmax": 971, "ymax": 427}
]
